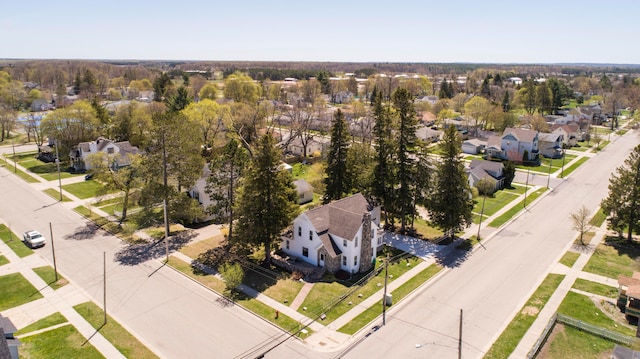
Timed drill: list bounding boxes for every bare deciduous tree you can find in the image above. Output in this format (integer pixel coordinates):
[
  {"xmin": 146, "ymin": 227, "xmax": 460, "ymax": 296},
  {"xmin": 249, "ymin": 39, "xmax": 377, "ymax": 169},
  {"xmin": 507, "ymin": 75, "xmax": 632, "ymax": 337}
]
[{"xmin": 570, "ymin": 205, "xmax": 593, "ymax": 246}]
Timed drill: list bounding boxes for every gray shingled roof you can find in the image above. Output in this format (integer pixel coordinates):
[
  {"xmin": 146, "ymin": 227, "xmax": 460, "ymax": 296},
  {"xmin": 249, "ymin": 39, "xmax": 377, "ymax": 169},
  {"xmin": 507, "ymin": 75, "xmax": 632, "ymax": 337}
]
[
  {"xmin": 293, "ymin": 179, "xmax": 314, "ymax": 195},
  {"xmin": 503, "ymin": 128, "xmax": 538, "ymax": 143}
]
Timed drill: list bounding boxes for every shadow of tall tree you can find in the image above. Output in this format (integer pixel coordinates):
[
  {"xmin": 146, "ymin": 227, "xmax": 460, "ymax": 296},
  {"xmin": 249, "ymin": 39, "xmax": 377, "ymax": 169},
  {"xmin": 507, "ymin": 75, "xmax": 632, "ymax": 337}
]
[
  {"xmin": 433, "ymin": 238, "xmax": 471, "ymax": 268},
  {"xmin": 114, "ymin": 229, "xmax": 197, "ymax": 265},
  {"xmin": 64, "ymin": 223, "xmax": 100, "ymax": 240}
]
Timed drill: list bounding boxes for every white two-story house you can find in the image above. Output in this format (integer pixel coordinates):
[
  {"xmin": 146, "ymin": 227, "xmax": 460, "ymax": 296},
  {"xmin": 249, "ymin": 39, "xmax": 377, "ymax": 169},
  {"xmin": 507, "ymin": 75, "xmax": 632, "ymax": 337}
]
[{"xmin": 281, "ymin": 193, "xmax": 381, "ymax": 274}]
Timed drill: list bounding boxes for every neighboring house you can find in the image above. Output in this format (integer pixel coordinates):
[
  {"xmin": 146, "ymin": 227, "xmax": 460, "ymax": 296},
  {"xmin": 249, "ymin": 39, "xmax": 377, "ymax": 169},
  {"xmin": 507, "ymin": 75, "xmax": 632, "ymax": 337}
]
[
  {"xmin": 551, "ymin": 123, "xmax": 581, "ymax": 146},
  {"xmin": 617, "ymin": 272, "xmax": 640, "ymax": 321},
  {"xmin": 69, "ymin": 137, "xmax": 141, "ymax": 171},
  {"xmin": 293, "ymin": 179, "xmax": 314, "ymax": 205},
  {"xmin": 486, "ymin": 128, "xmax": 539, "ymax": 163},
  {"xmin": 574, "ymin": 104, "xmax": 604, "ymax": 125},
  {"xmin": 189, "ymin": 164, "xmax": 214, "ymax": 221},
  {"xmin": 333, "ymin": 91, "xmax": 354, "ymax": 104},
  {"xmin": 30, "ymin": 98, "xmax": 53, "ymax": 112},
  {"xmin": 538, "ymin": 132, "xmax": 564, "ymax": 158},
  {"xmin": 0, "ymin": 314, "xmax": 19, "ymax": 359},
  {"xmin": 280, "ymin": 193, "xmax": 381, "ymax": 274},
  {"xmin": 416, "ymin": 126, "xmax": 441, "ymax": 143},
  {"xmin": 461, "ymin": 139, "xmax": 486, "ymax": 155},
  {"xmin": 286, "ymin": 136, "xmax": 331, "ymax": 157},
  {"xmin": 467, "ymin": 159, "xmax": 505, "ymax": 191},
  {"xmin": 416, "ymin": 95, "xmax": 438, "ymax": 105}
]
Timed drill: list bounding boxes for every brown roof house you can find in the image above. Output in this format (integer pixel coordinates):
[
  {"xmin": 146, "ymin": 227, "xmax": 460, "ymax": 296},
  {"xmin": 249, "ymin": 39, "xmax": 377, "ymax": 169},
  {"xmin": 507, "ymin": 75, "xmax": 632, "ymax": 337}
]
[
  {"xmin": 618, "ymin": 272, "xmax": 640, "ymax": 328},
  {"xmin": 69, "ymin": 137, "xmax": 141, "ymax": 172},
  {"xmin": 280, "ymin": 193, "xmax": 381, "ymax": 274}
]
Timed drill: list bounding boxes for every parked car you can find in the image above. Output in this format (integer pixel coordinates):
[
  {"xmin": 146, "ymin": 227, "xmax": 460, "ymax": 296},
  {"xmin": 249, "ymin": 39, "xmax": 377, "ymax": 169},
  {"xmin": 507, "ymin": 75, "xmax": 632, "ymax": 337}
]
[
  {"xmin": 23, "ymin": 230, "xmax": 46, "ymax": 248},
  {"xmin": 84, "ymin": 173, "xmax": 94, "ymax": 180}
]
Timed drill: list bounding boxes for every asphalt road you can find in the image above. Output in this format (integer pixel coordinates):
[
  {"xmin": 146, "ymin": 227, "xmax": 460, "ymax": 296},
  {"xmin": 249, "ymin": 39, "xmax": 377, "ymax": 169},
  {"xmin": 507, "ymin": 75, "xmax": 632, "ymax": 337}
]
[{"xmin": 0, "ymin": 167, "xmax": 283, "ymax": 358}]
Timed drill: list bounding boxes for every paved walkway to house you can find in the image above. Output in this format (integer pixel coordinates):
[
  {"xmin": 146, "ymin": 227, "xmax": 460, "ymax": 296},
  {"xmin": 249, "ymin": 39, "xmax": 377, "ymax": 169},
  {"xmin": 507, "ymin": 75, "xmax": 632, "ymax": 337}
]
[
  {"xmin": 290, "ymin": 281, "xmax": 314, "ymax": 311},
  {"xmin": 508, "ymin": 223, "xmax": 609, "ymax": 358},
  {"xmin": 0, "ymin": 231, "xmax": 126, "ymax": 359}
]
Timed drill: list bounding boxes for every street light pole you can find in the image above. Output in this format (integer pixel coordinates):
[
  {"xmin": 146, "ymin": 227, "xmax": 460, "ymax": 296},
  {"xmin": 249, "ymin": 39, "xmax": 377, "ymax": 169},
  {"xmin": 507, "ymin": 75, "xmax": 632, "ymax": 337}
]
[
  {"xmin": 49, "ymin": 222, "xmax": 58, "ymax": 282},
  {"xmin": 12, "ymin": 138, "xmax": 16, "ymax": 173},
  {"xmin": 477, "ymin": 190, "xmax": 487, "ymax": 242},
  {"xmin": 546, "ymin": 154, "xmax": 553, "ymax": 189},
  {"xmin": 382, "ymin": 246, "xmax": 389, "ymax": 326},
  {"xmin": 524, "ymin": 168, "xmax": 530, "ymax": 208},
  {"xmin": 560, "ymin": 149, "xmax": 566, "ymax": 179}
]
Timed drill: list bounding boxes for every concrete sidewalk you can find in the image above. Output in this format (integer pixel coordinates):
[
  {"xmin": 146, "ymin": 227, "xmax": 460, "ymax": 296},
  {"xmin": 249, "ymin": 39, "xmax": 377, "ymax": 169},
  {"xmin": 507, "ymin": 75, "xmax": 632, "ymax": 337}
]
[
  {"xmin": 508, "ymin": 225, "xmax": 608, "ymax": 358},
  {"xmin": 0, "ymin": 235, "xmax": 126, "ymax": 358}
]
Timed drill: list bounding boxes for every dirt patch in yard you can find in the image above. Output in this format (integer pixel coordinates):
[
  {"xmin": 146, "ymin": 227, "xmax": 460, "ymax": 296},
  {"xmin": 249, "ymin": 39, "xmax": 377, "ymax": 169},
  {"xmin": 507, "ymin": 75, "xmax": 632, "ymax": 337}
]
[{"xmin": 521, "ymin": 306, "xmax": 539, "ymax": 316}]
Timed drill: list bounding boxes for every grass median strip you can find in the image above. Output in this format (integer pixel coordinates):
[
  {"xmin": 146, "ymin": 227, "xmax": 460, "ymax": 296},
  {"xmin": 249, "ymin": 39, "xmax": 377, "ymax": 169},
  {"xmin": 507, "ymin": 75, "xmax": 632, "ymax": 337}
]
[
  {"xmin": 0, "ymin": 156, "xmax": 40, "ymax": 183},
  {"xmin": 0, "ymin": 223, "xmax": 33, "ymax": 258},
  {"xmin": 74, "ymin": 301, "xmax": 159, "ymax": 359},
  {"xmin": 559, "ymin": 251, "xmax": 580, "ymax": 268},
  {"xmin": 560, "ymin": 157, "xmax": 588, "ymax": 178},
  {"xmin": 484, "ymin": 273, "xmax": 565, "ymax": 359},
  {"xmin": 0, "ymin": 255, "xmax": 8, "ymax": 266},
  {"xmin": 338, "ymin": 263, "xmax": 443, "ymax": 335},
  {"xmin": 33, "ymin": 265, "xmax": 69, "ymax": 290},
  {"xmin": 488, "ymin": 188, "xmax": 547, "ymax": 228},
  {"xmin": 43, "ymin": 188, "xmax": 72, "ymax": 202}
]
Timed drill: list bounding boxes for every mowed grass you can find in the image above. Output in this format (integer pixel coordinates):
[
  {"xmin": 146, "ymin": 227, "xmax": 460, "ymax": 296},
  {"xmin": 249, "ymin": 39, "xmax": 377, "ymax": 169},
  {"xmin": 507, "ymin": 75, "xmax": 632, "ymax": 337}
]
[
  {"xmin": 413, "ymin": 217, "xmax": 444, "ymax": 239},
  {"xmin": 0, "ymin": 272, "xmax": 44, "ymax": 311},
  {"xmin": 32, "ymin": 266, "xmax": 69, "ymax": 290},
  {"xmin": 559, "ymin": 251, "xmax": 580, "ymax": 268},
  {"xmin": 168, "ymin": 256, "xmax": 226, "ymax": 293},
  {"xmin": 0, "ymin": 224, "xmax": 33, "ymax": 258},
  {"xmin": 74, "ymin": 301, "xmax": 159, "ymax": 359},
  {"xmin": 484, "ymin": 273, "xmax": 565, "ymax": 359},
  {"xmin": 488, "ymin": 188, "xmax": 547, "ymax": 227},
  {"xmin": 62, "ymin": 180, "xmax": 107, "ymax": 199},
  {"xmin": 179, "ymin": 234, "xmax": 225, "ymax": 259},
  {"xmin": 0, "ymin": 155, "xmax": 40, "ymax": 182},
  {"xmin": 15, "ymin": 312, "xmax": 68, "ymax": 336},
  {"xmin": 14, "ymin": 153, "xmax": 79, "ymax": 181},
  {"xmin": 472, "ymin": 190, "xmax": 519, "ymax": 222},
  {"xmin": 0, "ymin": 255, "xmax": 8, "ymax": 266},
  {"xmin": 560, "ymin": 157, "xmax": 588, "ymax": 178},
  {"xmin": 542, "ymin": 324, "xmax": 615, "ymax": 359},
  {"xmin": 298, "ymin": 254, "xmax": 422, "ymax": 324},
  {"xmin": 582, "ymin": 236, "xmax": 640, "ymax": 279},
  {"xmin": 19, "ymin": 324, "xmax": 104, "ymax": 359},
  {"xmin": 291, "ymin": 162, "xmax": 325, "ymax": 195},
  {"xmin": 558, "ymin": 291, "xmax": 634, "ymax": 336},
  {"xmin": 572, "ymin": 278, "xmax": 618, "ymax": 298},
  {"xmin": 43, "ymin": 188, "xmax": 72, "ymax": 202},
  {"xmin": 338, "ymin": 263, "xmax": 442, "ymax": 335}
]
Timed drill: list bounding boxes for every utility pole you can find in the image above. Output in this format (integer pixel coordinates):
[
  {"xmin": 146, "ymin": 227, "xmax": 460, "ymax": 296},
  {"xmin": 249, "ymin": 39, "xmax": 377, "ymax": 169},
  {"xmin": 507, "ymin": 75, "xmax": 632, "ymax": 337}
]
[
  {"xmin": 49, "ymin": 222, "xmax": 58, "ymax": 282},
  {"xmin": 560, "ymin": 149, "xmax": 566, "ymax": 179},
  {"xmin": 476, "ymin": 190, "xmax": 487, "ymax": 242},
  {"xmin": 546, "ymin": 155, "xmax": 553, "ymax": 189},
  {"xmin": 103, "ymin": 251, "xmax": 107, "ymax": 325},
  {"xmin": 55, "ymin": 142, "xmax": 62, "ymax": 201},
  {"xmin": 382, "ymin": 246, "xmax": 389, "ymax": 326},
  {"xmin": 458, "ymin": 309, "xmax": 463, "ymax": 359},
  {"xmin": 162, "ymin": 128, "xmax": 170, "ymax": 263},
  {"xmin": 524, "ymin": 168, "xmax": 530, "ymax": 208},
  {"xmin": 11, "ymin": 138, "xmax": 16, "ymax": 173}
]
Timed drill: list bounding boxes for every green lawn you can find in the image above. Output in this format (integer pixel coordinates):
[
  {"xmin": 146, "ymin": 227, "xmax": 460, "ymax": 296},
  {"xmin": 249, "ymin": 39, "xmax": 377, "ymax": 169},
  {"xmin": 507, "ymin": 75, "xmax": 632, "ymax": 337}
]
[
  {"xmin": 74, "ymin": 301, "xmax": 159, "ymax": 359},
  {"xmin": 11, "ymin": 152, "xmax": 80, "ymax": 181},
  {"xmin": 559, "ymin": 251, "xmax": 580, "ymax": 268},
  {"xmin": 15, "ymin": 312, "xmax": 68, "ymax": 336},
  {"xmin": 168, "ymin": 256, "xmax": 226, "ymax": 293},
  {"xmin": 484, "ymin": 273, "xmax": 565, "ymax": 359},
  {"xmin": 539, "ymin": 154, "xmax": 577, "ymax": 173},
  {"xmin": 262, "ymin": 278, "xmax": 304, "ymax": 305},
  {"xmin": 0, "ymin": 272, "xmax": 44, "ymax": 311},
  {"xmin": 542, "ymin": 324, "xmax": 616, "ymax": 359},
  {"xmin": 589, "ymin": 209, "xmax": 607, "ymax": 227},
  {"xmin": 43, "ymin": 188, "xmax": 72, "ymax": 202},
  {"xmin": 0, "ymin": 255, "xmax": 8, "ymax": 266},
  {"xmin": 0, "ymin": 156, "xmax": 40, "ymax": 183},
  {"xmin": 62, "ymin": 180, "xmax": 108, "ymax": 199},
  {"xmin": 582, "ymin": 236, "xmax": 640, "ymax": 279},
  {"xmin": 473, "ymin": 190, "xmax": 519, "ymax": 220},
  {"xmin": 572, "ymin": 278, "xmax": 617, "ymax": 298},
  {"xmin": 0, "ymin": 224, "xmax": 33, "ymax": 258},
  {"xmin": 488, "ymin": 188, "xmax": 547, "ymax": 227},
  {"xmin": 33, "ymin": 266, "xmax": 69, "ymax": 290},
  {"xmin": 560, "ymin": 157, "xmax": 588, "ymax": 178},
  {"xmin": 338, "ymin": 263, "xmax": 442, "ymax": 335},
  {"xmin": 298, "ymin": 254, "xmax": 422, "ymax": 325},
  {"xmin": 412, "ymin": 217, "xmax": 444, "ymax": 239},
  {"xmin": 19, "ymin": 324, "xmax": 104, "ymax": 359},
  {"xmin": 291, "ymin": 162, "xmax": 325, "ymax": 195},
  {"xmin": 558, "ymin": 291, "xmax": 634, "ymax": 336}
]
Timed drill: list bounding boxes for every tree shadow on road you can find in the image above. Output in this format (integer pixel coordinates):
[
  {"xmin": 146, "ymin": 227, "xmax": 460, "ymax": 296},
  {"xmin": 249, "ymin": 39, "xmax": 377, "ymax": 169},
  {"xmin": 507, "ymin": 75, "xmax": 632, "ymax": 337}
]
[
  {"xmin": 114, "ymin": 229, "xmax": 197, "ymax": 265},
  {"xmin": 433, "ymin": 238, "xmax": 471, "ymax": 268},
  {"xmin": 63, "ymin": 223, "xmax": 100, "ymax": 240}
]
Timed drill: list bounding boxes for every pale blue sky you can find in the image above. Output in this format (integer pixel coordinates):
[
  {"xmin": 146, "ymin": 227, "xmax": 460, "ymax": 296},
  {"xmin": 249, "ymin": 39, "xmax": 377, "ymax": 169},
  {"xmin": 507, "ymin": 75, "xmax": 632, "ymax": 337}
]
[{"xmin": 2, "ymin": 0, "xmax": 638, "ymax": 64}]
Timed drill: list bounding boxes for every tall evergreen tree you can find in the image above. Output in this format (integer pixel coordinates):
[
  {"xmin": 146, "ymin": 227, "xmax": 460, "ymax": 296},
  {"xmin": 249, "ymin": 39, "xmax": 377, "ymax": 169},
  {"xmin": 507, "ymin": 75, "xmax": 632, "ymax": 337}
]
[
  {"xmin": 323, "ymin": 109, "xmax": 351, "ymax": 203},
  {"xmin": 428, "ymin": 126, "xmax": 474, "ymax": 240},
  {"xmin": 601, "ymin": 144, "xmax": 640, "ymax": 242},
  {"xmin": 392, "ymin": 88, "xmax": 418, "ymax": 232},
  {"xmin": 371, "ymin": 89, "xmax": 395, "ymax": 226},
  {"xmin": 206, "ymin": 138, "xmax": 249, "ymax": 242},
  {"xmin": 480, "ymin": 78, "xmax": 491, "ymax": 98},
  {"xmin": 234, "ymin": 135, "xmax": 299, "ymax": 263},
  {"xmin": 502, "ymin": 91, "xmax": 511, "ymax": 112}
]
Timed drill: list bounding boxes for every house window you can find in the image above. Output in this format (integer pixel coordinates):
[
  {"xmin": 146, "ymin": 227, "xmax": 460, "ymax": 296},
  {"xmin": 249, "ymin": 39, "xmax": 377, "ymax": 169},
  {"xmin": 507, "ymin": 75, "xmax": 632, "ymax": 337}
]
[
  {"xmin": 354, "ymin": 256, "xmax": 358, "ymax": 266},
  {"xmin": 299, "ymin": 193, "xmax": 304, "ymax": 199},
  {"xmin": 107, "ymin": 147, "xmax": 114, "ymax": 154},
  {"xmin": 286, "ymin": 240, "xmax": 289, "ymax": 250},
  {"xmin": 342, "ymin": 256, "xmax": 347, "ymax": 266},
  {"xmin": 377, "ymin": 236, "xmax": 383, "ymax": 246},
  {"xmin": 302, "ymin": 247, "xmax": 309, "ymax": 257},
  {"xmin": 320, "ymin": 253, "xmax": 325, "ymax": 261},
  {"xmin": 309, "ymin": 230, "xmax": 313, "ymax": 241},
  {"xmin": 355, "ymin": 237, "xmax": 358, "ymax": 247},
  {"xmin": 298, "ymin": 226, "xmax": 301, "ymax": 237},
  {"xmin": 343, "ymin": 239, "xmax": 347, "ymax": 247}
]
